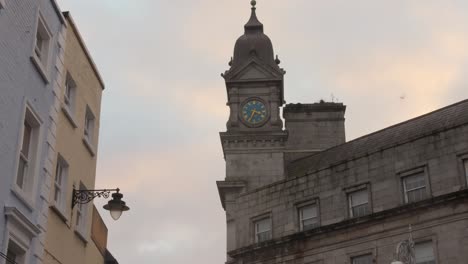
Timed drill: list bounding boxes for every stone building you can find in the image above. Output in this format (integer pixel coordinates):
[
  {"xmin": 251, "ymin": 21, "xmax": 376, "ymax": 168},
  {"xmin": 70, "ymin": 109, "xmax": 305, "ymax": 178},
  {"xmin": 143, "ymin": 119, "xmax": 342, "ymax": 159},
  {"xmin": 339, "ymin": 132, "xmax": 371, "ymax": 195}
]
[
  {"xmin": 42, "ymin": 12, "xmax": 117, "ymax": 264},
  {"xmin": 0, "ymin": 1, "xmax": 67, "ymax": 263},
  {"xmin": 217, "ymin": 2, "xmax": 468, "ymax": 264},
  {"xmin": 0, "ymin": 2, "xmax": 117, "ymax": 264}
]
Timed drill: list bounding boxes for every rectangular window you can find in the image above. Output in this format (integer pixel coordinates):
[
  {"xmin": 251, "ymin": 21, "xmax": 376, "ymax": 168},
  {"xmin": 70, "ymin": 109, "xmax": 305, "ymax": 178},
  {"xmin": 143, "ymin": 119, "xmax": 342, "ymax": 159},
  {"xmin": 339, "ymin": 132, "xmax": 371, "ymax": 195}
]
[
  {"xmin": 75, "ymin": 183, "xmax": 88, "ymax": 236},
  {"xmin": 403, "ymin": 173, "xmax": 427, "ymax": 203},
  {"xmin": 299, "ymin": 204, "xmax": 319, "ymax": 231},
  {"xmin": 6, "ymin": 249, "xmax": 17, "ymax": 264},
  {"xmin": 64, "ymin": 73, "xmax": 76, "ymax": 109},
  {"xmin": 54, "ymin": 155, "xmax": 68, "ymax": 212},
  {"xmin": 351, "ymin": 254, "xmax": 373, "ymax": 264},
  {"xmin": 348, "ymin": 189, "xmax": 370, "ymax": 218},
  {"xmin": 254, "ymin": 217, "xmax": 271, "ymax": 243},
  {"xmin": 6, "ymin": 239, "xmax": 25, "ymax": 264},
  {"xmin": 34, "ymin": 14, "xmax": 51, "ymax": 66},
  {"xmin": 84, "ymin": 106, "xmax": 95, "ymax": 143},
  {"xmin": 415, "ymin": 241, "xmax": 435, "ymax": 264},
  {"xmin": 17, "ymin": 121, "xmax": 32, "ymax": 189},
  {"xmin": 16, "ymin": 107, "xmax": 41, "ymax": 197}
]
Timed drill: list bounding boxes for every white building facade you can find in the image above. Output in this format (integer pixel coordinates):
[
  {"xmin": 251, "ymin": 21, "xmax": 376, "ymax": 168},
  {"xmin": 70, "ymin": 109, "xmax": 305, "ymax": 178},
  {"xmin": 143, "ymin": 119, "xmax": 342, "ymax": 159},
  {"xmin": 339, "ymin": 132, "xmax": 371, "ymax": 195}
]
[{"xmin": 0, "ymin": 1, "xmax": 67, "ymax": 263}]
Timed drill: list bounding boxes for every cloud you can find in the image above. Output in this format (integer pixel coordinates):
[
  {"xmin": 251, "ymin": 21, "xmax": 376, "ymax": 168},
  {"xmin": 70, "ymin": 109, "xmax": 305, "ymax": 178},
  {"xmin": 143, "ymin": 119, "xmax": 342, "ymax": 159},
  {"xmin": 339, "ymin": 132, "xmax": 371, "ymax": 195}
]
[{"xmin": 55, "ymin": 1, "xmax": 468, "ymax": 264}]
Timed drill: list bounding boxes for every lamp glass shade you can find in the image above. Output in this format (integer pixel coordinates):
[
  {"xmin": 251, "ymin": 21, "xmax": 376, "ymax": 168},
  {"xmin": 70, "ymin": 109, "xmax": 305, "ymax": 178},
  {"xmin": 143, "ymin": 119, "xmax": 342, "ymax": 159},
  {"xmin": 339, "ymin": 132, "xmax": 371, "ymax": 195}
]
[
  {"xmin": 103, "ymin": 191, "xmax": 129, "ymax": 220},
  {"xmin": 110, "ymin": 209, "xmax": 123, "ymax": 220}
]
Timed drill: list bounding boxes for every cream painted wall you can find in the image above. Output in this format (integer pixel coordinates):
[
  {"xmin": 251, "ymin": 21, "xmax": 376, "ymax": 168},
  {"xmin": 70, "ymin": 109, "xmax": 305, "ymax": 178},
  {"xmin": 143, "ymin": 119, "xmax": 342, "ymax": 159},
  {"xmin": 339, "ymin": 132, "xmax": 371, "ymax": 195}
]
[{"xmin": 43, "ymin": 13, "xmax": 105, "ymax": 264}]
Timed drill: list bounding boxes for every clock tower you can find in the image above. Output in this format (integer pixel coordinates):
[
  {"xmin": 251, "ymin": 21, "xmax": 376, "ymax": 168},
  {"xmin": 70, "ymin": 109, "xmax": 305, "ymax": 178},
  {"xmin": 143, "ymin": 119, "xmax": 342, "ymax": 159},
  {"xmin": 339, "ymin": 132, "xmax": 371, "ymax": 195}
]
[{"xmin": 219, "ymin": 0, "xmax": 287, "ymax": 193}]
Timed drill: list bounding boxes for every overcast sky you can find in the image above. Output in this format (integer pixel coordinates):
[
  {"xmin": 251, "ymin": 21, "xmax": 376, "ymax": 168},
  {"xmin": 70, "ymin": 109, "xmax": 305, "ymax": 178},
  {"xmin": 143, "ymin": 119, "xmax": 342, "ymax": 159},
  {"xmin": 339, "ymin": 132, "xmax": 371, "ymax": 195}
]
[{"xmin": 55, "ymin": 1, "xmax": 468, "ymax": 263}]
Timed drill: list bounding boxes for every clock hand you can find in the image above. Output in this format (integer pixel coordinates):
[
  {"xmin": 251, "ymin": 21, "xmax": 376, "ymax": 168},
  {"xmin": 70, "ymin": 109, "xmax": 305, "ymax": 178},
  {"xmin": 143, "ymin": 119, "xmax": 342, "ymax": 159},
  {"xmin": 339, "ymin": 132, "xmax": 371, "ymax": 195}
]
[{"xmin": 248, "ymin": 110, "xmax": 256, "ymax": 122}]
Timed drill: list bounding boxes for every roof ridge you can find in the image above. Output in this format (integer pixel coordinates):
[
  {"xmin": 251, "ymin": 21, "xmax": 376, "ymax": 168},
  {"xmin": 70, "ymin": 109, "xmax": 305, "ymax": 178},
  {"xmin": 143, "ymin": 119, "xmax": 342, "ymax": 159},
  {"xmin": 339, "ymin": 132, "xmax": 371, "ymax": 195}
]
[{"xmin": 289, "ymin": 98, "xmax": 468, "ymax": 166}]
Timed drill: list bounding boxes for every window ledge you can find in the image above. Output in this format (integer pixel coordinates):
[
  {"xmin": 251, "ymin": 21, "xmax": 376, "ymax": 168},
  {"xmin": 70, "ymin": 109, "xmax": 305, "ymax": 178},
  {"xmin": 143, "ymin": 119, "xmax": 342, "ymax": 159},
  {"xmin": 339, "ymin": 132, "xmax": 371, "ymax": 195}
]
[
  {"xmin": 50, "ymin": 204, "xmax": 69, "ymax": 224},
  {"xmin": 11, "ymin": 187, "xmax": 34, "ymax": 212},
  {"xmin": 82, "ymin": 137, "xmax": 96, "ymax": 157},
  {"xmin": 74, "ymin": 229, "xmax": 88, "ymax": 245},
  {"xmin": 61, "ymin": 106, "xmax": 78, "ymax": 128},
  {"xmin": 30, "ymin": 55, "xmax": 50, "ymax": 84}
]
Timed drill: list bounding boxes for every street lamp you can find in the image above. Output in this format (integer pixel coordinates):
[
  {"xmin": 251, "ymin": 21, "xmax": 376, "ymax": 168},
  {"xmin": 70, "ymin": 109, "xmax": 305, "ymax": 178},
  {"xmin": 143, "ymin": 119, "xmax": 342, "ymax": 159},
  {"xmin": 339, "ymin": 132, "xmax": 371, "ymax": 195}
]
[
  {"xmin": 72, "ymin": 188, "xmax": 130, "ymax": 220},
  {"xmin": 391, "ymin": 225, "xmax": 415, "ymax": 264}
]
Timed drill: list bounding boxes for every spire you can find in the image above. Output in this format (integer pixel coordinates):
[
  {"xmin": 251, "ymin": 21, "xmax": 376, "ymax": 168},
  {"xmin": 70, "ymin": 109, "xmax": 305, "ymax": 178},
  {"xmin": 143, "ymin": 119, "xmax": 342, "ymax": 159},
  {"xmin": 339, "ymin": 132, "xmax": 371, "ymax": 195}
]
[{"xmin": 245, "ymin": 0, "xmax": 263, "ymax": 33}]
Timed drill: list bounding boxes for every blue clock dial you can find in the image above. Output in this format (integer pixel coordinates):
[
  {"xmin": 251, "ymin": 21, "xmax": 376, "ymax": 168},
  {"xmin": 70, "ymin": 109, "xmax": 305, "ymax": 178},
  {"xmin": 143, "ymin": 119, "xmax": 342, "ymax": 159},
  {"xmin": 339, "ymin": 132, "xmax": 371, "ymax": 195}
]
[{"xmin": 241, "ymin": 99, "xmax": 268, "ymax": 126}]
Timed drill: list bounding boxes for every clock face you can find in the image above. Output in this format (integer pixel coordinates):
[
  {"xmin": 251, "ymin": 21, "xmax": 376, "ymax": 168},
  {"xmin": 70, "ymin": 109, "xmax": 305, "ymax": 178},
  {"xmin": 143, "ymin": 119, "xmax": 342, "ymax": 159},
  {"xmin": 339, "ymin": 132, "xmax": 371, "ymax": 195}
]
[{"xmin": 241, "ymin": 99, "xmax": 268, "ymax": 126}]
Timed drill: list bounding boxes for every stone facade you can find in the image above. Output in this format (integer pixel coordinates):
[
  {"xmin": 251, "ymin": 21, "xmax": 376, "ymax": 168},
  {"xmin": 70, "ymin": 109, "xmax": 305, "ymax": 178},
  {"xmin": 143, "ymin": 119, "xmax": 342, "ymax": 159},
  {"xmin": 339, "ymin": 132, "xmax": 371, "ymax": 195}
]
[
  {"xmin": 43, "ymin": 12, "xmax": 110, "ymax": 264},
  {"xmin": 0, "ymin": 1, "xmax": 66, "ymax": 263},
  {"xmin": 0, "ymin": 3, "xmax": 115, "ymax": 264},
  {"xmin": 218, "ymin": 3, "xmax": 468, "ymax": 264}
]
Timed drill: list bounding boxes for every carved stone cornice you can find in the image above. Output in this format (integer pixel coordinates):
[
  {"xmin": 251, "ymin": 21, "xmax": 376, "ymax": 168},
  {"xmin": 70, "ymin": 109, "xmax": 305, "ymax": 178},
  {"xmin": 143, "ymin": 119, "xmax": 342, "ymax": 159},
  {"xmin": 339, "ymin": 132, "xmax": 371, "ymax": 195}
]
[{"xmin": 220, "ymin": 131, "xmax": 288, "ymax": 154}]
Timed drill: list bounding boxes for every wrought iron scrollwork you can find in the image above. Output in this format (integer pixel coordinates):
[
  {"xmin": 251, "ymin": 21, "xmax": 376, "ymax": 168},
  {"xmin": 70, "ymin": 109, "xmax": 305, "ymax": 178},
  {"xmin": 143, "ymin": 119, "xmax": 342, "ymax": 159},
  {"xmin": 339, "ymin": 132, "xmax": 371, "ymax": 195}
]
[
  {"xmin": 72, "ymin": 188, "xmax": 118, "ymax": 208},
  {"xmin": 395, "ymin": 225, "xmax": 415, "ymax": 264}
]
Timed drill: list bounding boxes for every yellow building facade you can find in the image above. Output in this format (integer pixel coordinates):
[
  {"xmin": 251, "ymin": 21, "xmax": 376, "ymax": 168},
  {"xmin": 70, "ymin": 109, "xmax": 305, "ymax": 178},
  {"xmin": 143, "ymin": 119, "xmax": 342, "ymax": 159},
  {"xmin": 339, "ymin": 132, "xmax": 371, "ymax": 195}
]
[{"xmin": 43, "ymin": 12, "xmax": 114, "ymax": 264}]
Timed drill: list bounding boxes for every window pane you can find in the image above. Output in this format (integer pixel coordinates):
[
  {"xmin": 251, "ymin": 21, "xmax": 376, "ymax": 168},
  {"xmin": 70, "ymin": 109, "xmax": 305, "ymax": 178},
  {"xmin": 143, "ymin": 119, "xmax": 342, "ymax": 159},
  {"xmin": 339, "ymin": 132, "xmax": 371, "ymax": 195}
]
[
  {"xmin": 352, "ymin": 254, "xmax": 373, "ymax": 264},
  {"xmin": 21, "ymin": 122, "xmax": 32, "ymax": 158},
  {"xmin": 350, "ymin": 189, "xmax": 368, "ymax": 206},
  {"xmin": 415, "ymin": 241, "xmax": 435, "ymax": 264},
  {"xmin": 257, "ymin": 231, "xmax": 271, "ymax": 242},
  {"xmin": 256, "ymin": 218, "xmax": 270, "ymax": 233},
  {"xmin": 35, "ymin": 34, "xmax": 43, "ymax": 58},
  {"xmin": 302, "ymin": 218, "xmax": 318, "ymax": 230},
  {"xmin": 407, "ymin": 188, "xmax": 426, "ymax": 203},
  {"xmin": 464, "ymin": 159, "xmax": 468, "ymax": 182},
  {"xmin": 352, "ymin": 204, "xmax": 370, "ymax": 217},
  {"xmin": 301, "ymin": 205, "xmax": 317, "ymax": 220},
  {"xmin": 55, "ymin": 163, "xmax": 62, "ymax": 184},
  {"xmin": 54, "ymin": 187, "xmax": 60, "ymax": 202},
  {"xmin": 6, "ymin": 249, "xmax": 16, "ymax": 263},
  {"xmin": 404, "ymin": 173, "xmax": 425, "ymax": 190},
  {"xmin": 16, "ymin": 156, "xmax": 27, "ymax": 188}
]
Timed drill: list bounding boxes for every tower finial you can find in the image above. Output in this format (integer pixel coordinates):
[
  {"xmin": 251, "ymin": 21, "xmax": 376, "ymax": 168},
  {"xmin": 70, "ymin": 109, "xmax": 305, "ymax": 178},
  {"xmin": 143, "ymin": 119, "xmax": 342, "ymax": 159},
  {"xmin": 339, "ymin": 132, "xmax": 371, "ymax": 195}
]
[
  {"xmin": 251, "ymin": 0, "xmax": 257, "ymax": 8},
  {"xmin": 245, "ymin": 0, "xmax": 263, "ymax": 33}
]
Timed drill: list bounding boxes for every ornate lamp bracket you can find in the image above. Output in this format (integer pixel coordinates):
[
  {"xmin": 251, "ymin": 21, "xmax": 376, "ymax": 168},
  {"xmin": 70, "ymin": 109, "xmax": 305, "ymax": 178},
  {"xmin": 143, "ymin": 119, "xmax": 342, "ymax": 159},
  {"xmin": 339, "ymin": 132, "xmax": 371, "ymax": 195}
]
[{"xmin": 72, "ymin": 188, "xmax": 119, "ymax": 209}]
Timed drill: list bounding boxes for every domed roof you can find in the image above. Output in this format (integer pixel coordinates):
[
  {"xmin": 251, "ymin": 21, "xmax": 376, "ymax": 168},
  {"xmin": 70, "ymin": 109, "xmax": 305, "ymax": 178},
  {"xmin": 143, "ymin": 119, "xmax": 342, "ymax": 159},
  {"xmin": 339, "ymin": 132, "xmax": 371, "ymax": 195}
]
[{"xmin": 231, "ymin": 1, "xmax": 277, "ymax": 68}]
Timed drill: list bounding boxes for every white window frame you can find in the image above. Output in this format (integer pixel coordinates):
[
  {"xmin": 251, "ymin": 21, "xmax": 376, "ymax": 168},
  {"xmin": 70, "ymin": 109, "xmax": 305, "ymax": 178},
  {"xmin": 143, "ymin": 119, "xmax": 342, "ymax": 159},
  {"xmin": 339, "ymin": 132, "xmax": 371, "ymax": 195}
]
[
  {"xmin": 14, "ymin": 105, "xmax": 42, "ymax": 203},
  {"xmin": 403, "ymin": 173, "xmax": 427, "ymax": 204},
  {"xmin": 348, "ymin": 188, "xmax": 370, "ymax": 218},
  {"xmin": 53, "ymin": 155, "xmax": 68, "ymax": 214},
  {"xmin": 31, "ymin": 11, "xmax": 53, "ymax": 82},
  {"xmin": 75, "ymin": 183, "xmax": 88, "ymax": 240},
  {"xmin": 253, "ymin": 216, "xmax": 271, "ymax": 243},
  {"xmin": 16, "ymin": 121, "xmax": 32, "ymax": 190},
  {"xmin": 415, "ymin": 241, "xmax": 436, "ymax": 264},
  {"xmin": 298, "ymin": 203, "xmax": 319, "ymax": 231},
  {"xmin": 351, "ymin": 253, "xmax": 373, "ymax": 264}
]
